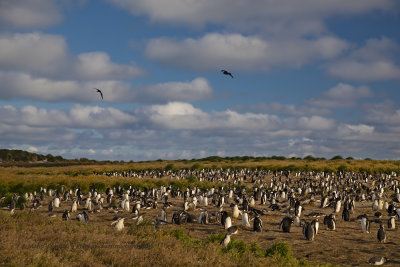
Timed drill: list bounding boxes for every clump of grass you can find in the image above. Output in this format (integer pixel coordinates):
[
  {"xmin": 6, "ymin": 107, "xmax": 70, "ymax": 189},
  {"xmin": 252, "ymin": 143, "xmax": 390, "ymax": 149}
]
[{"xmin": 265, "ymin": 241, "xmax": 292, "ymax": 258}]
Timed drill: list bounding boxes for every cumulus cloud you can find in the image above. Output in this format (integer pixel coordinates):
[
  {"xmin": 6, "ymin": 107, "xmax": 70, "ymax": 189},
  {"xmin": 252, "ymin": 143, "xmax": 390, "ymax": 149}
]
[
  {"xmin": 107, "ymin": 0, "xmax": 395, "ymax": 36},
  {"xmin": 134, "ymin": 77, "xmax": 213, "ymax": 103},
  {"xmin": 364, "ymin": 101, "xmax": 400, "ymax": 125},
  {"xmin": 146, "ymin": 33, "xmax": 349, "ymax": 71},
  {"xmin": 0, "ymin": 0, "xmax": 62, "ymax": 29},
  {"xmin": 0, "ymin": 104, "xmax": 136, "ymax": 129},
  {"xmin": 0, "ymin": 72, "xmax": 135, "ymax": 102},
  {"xmin": 327, "ymin": 37, "xmax": 400, "ymax": 81},
  {"xmin": 308, "ymin": 83, "xmax": 373, "ymax": 108},
  {"xmin": 0, "ymin": 32, "xmax": 144, "ymax": 81}
]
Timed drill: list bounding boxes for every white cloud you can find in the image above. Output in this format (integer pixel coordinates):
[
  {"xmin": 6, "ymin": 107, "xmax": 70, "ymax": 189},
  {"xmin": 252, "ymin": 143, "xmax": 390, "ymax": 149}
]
[
  {"xmin": 0, "ymin": 0, "xmax": 62, "ymax": 29},
  {"xmin": 135, "ymin": 77, "xmax": 213, "ymax": 103},
  {"xmin": 327, "ymin": 37, "xmax": 400, "ymax": 81},
  {"xmin": 146, "ymin": 33, "xmax": 348, "ymax": 71},
  {"xmin": 0, "ymin": 104, "xmax": 136, "ymax": 129},
  {"xmin": 0, "ymin": 32, "xmax": 144, "ymax": 81},
  {"xmin": 0, "ymin": 71, "xmax": 136, "ymax": 102},
  {"xmin": 308, "ymin": 83, "xmax": 373, "ymax": 108},
  {"xmin": 108, "ymin": 0, "xmax": 395, "ymax": 36}
]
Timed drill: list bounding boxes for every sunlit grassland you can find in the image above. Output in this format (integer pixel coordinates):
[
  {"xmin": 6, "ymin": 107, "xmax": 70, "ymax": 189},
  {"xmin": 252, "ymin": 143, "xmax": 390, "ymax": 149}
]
[{"xmin": 0, "ymin": 210, "xmax": 324, "ymax": 267}]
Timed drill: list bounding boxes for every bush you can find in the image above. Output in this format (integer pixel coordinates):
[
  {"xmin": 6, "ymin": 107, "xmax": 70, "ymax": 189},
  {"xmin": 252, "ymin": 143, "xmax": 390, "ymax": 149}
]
[{"xmin": 265, "ymin": 242, "xmax": 292, "ymax": 258}]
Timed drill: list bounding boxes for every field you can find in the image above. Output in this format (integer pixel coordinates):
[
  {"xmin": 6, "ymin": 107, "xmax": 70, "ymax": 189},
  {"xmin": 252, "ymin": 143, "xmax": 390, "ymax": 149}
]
[{"xmin": 1, "ymin": 158, "xmax": 400, "ymax": 266}]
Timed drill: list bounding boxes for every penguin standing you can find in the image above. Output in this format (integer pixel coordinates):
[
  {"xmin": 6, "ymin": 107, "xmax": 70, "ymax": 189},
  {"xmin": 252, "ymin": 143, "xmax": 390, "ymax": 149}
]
[
  {"xmin": 62, "ymin": 210, "xmax": 70, "ymax": 221},
  {"xmin": 359, "ymin": 214, "xmax": 370, "ymax": 233},
  {"xmin": 342, "ymin": 206, "xmax": 350, "ymax": 221},
  {"xmin": 280, "ymin": 216, "xmax": 293, "ymax": 233},
  {"xmin": 221, "ymin": 233, "xmax": 231, "ymax": 247},
  {"xmin": 242, "ymin": 212, "xmax": 251, "ymax": 228},
  {"xmin": 253, "ymin": 215, "xmax": 262, "ymax": 232},
  {"xmin": 377, "ymin": 224, "xmax": 387, "ymax": 243},
  {"xmin": 303, "ymin": 221, "xmax": 315, "ymax": 241},
  {"xmin": 324, "ymin": 214, "xmax": 336, "ymax": 230},
  {"xmin": 224, "ymin": 216, "xmax": 232, "ymax": 229},
  {"xmin": 111, "ymin": 217, "xmax": 125, "ymax": 231},
  {"xmin": 388, "ymin": 214, "xmax": 396, "ymax": 229},
  {"xmin": 311, "ymin": 218, "xmax": 319, "ymax": 235}
]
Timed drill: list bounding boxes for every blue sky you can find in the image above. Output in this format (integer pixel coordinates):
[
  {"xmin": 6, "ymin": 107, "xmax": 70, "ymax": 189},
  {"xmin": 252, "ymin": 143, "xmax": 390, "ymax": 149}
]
[{"xmin": 0, "ymin": 0, "xmax": 399, "ymax": 160}]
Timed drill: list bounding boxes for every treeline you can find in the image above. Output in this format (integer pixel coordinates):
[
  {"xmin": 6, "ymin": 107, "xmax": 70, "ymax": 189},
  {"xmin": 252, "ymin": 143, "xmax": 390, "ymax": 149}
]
[{"xmin": 0, "ymin": 149, "xmax": 66, "ymax": 163}]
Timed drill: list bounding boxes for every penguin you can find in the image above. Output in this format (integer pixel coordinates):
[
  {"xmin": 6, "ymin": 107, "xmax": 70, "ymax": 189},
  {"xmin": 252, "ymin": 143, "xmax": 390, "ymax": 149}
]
[
  {"xmin": 311, "ymin": 218, "xmax": 319, "ymax": 235},
  {"xmin": 324, "ymin": 214, "xmax": 336, "ymax": 230},
  {"xmin": 77, "ymin": 211, "xmax": 89, "ymax": 223},
  {"xmin": 359, "ymin": 214, "xmax": 370, "ymax": 233},
  {"xmin": 253, "ymin": 215, "xmax": 263, "ymax": 232},
  {"xmin": 232, "ymin": 204, "xmax": 241, "ymax": 219},
  {"xmin": 111, "ymin": 217, "xmax": 125, "ymax": 231},
  {"xmin": 224, "ymin": 216, "xmax": 232, "ymax": 229},
  {"xmin": 334, "ymin": 199, "xmax": 341, "ymax": 213},
  {"xmin": 227, "ymin": 225, "xmax": 238, "ymax": 235},
  {"xmin": 62, "ymin": 210, "xmax": 70, "ymax": 221},
  {"xmin": 368, "ymin": 256, "xmax": 387, "ymax": 265},
  {"xmin": 280, "ymin": 216, "xmax": 293, "ymax": 233},
  {"xmin": 303, "ymin": 221, "xmax": 315, "ymax": 241},
  {"xmin": 342, "ymin": 206, "xmax": 350, "ymax": 221},
  {"xmin": 221, "ymin": 233, "xmax": 231, "ymax": 247},
  {"xmin": 172, "ymin": 211, "xmax": 181, "ymax": 225},
  {"xmin": 377, "ymin": 224, "xmax": 386, "ymax": 243},
  {"xmin": 293, "ymin": 216, "xmax": 301, "ymax": 227},
  {"xmin": 242, "ymin": 212, "xmax": 251, "ymax": 228},
  {"xmin": 199, "ymin": 211, "xmax": 209, "ymax": 224},
  {"xmin": 48, "ymin": 200, "xmax": 54, "ymax": 212},
  {"xmin": 53, "ymin": 197, "xmax": 60, "ymax": 208},
  {"xmin": 71, "ymin": 200, "xmax": 78, "ymax": 212},
  {"xmin": 388, "ymin": 214, "xmax": 396, "ymax": 229},
  {"xmin": 220, "ymin": 211, "xmax": 228, "ymax": 226}
]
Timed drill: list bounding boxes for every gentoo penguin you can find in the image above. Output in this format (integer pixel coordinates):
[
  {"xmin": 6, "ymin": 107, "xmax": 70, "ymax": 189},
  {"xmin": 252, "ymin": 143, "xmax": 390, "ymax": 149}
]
[
  {"xmin": 221, "ymin": 233, "xmax": 231, "ymax": 247},
  {"xmin": 62, "ymin": 210, "xmax": 70, "ymax": 221},
  {"xmin": 280, "ymin": 216, "xmax": 294, "ymax": 233},
  {"xmin": 377, "ymin": 224, "xmax": 386, "ymax": 243},
  {"xmin": 77, "ymin": 211, "xmax": 89, "ymax": 223},
  {"xmin": 342, "ymin": 207, "xmax": 351, "ymax": 221},
  {"xmin": 198, "ymin": 211, "xmax": 208, "ymax": 224},
  {"xmin": 111, "ymin": 217, "xmax": 125, "ymax": 231},
  {"xmin": 372, "ymin": 199, "xmax": 379, "ymax": 211},
  {"xmin": 334, "ymin": 199, "xmax": 341, "ymax": 213},
  {"xmin": 303, "ymin": 221, "xmax": 315, "ymax": 241},
  {"xmin": 172, "ymin": 211, "xmax": 181, "ymax": 225},
  {"xmin": 324, "ymin": 214, "xmax": 336, "ymax": 230},
  {"xmin": 311, "ymin": 218, "xmax": 319, "ymax": 235},
  {"xmin": 232, "ymin": 204, "xmax": 241, "ymax": 219},
  {"xmin": 227, "ymin": 226, "xmax": 238, "ymax": 235},
  {"xmin": 242, "ymin": 212, "xmax": 251, "ymax": 228},
  {"xmin": 48, "ymin": 200, "xmax": 54, "ymax": 212},
  {"xmin": 224, "ymin": 216, "xmax": 232, "ymax": 229},
  {"xmin": 253, "ymin": 215, "xmax": 263, "ymax": 232},
  {"xmin": 53, "ymin": 197, "xmax": 60, "ymax": 208},
  {"xmin": 293, "ymin": 216, "xmax": 301, "ymax": 227},
  {"xmin": 71, "ymin": 200, "xmax": 78, "ymax": 212},
  {"xmin": 160, "ymin": 207, "xmax": 167, "ymax": 221},
  {"xmin": 388, "ymin": 214, "xmax": 396, "ymax": 229},
  {"xmin": 220, "ymin": 211, "xmax": 229, "ymax": 226},
  {"xmin": 359, "ymin": 214, "xmax": 370, "ymax": 233},
  {"xmin": 368, "ymin": 256, "xmax": 387, "ymax": 265}
]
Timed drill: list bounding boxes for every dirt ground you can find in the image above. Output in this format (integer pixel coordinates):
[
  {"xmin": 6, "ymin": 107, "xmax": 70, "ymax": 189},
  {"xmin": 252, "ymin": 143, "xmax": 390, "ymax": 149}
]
[{"xmin": 5, "ymin": 176, "xmax": 400, "ymax": 267}]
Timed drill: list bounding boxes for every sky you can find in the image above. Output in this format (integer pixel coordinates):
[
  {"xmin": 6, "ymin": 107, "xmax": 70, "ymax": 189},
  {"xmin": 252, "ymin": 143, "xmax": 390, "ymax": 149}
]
[{"xmin": 0, "ymin": 0, "xmax": 399, "ymax": 161}]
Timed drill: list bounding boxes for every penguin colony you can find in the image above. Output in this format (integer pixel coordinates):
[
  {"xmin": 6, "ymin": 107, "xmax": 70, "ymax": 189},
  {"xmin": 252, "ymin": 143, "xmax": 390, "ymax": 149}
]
[{"xmin": 5, "ymin": 168, "xmax": 400, "ymax": 265}]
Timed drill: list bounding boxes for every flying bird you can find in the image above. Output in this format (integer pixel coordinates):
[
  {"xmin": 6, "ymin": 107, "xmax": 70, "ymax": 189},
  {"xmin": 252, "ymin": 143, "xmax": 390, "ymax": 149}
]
[
  {"xmin": 93, "ymin": 88, "xmax": 103, "ymax": 100},
  {"xmin": 221, "ymin": 70, "xmax": 233, "ymax": 78}
]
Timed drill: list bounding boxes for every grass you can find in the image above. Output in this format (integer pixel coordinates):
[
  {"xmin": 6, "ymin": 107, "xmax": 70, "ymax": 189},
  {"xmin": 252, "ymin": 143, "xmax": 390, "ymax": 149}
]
[
  {"xmin": 0, "ymin": 209, "xmax": 314, "ymax": 267},
  {"xmin": 0, "ymin": 158, "xmax": 399, "ymax": 266}
]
